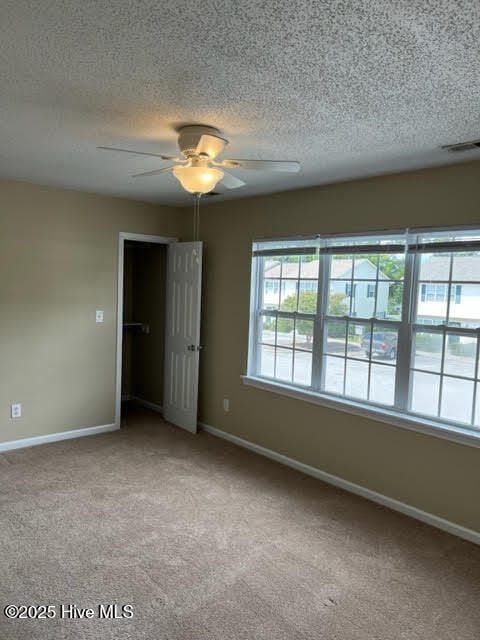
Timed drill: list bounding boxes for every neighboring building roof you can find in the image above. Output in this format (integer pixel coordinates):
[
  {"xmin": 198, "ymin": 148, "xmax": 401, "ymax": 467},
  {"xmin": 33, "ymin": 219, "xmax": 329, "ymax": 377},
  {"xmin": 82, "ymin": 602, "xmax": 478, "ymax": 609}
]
[
  {"xmin": 420, "ymin": 255, "xmax": 480, "ymax": 281},
  {"xmin": 330, "ymin": 259, "xmax": 377, "ymax": 279},
  {"xmin": 265, "ymin": 255, "xmax": 480, "ymax": 282},
  {"xmin": 265, "ymin": 258, "xmax": 386, "ymax": 280}
]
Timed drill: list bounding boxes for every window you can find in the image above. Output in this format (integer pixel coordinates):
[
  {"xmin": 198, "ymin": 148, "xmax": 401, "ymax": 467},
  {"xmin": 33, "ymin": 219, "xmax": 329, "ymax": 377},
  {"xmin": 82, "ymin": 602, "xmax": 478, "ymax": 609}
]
[
  {"xmin": 254, "ymin": 242, "xmax": 318, "ymax": 386},
  {"xmin": 265, "ymin": 280, "xmax": 280, "ymax": 295},
  {"xmin": 248, "ymin": 228, "xmax": 480, "ymax": 437},
  {"xmin": 345, "ymin": 282, "xmax": 357, "ymax": 297},
  {"xmin": 420, "ymin": 284, "xmax": 462, "ymax": 303}
]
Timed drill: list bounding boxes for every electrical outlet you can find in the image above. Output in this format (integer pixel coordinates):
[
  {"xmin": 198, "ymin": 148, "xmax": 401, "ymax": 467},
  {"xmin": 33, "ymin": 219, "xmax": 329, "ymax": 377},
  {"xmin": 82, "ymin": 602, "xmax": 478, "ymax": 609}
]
[
  {"xmin": 11, "ymin": 403, "xmax": 22, "ymax": 419},
  {"xmin": 223, "ymin": 398, "xmax": 230, "ymax": 412},
  {"xmin": 96, "ymin": 310, "xmax": 104, "ymax": 323}
]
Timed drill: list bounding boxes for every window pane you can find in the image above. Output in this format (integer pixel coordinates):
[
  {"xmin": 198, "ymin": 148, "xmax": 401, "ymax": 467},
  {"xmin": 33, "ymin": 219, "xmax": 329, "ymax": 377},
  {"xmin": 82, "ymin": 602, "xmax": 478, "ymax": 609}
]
[
  {"xmin": 440, "ymin": 377, "xmax": 474, "ymax": 424},
  {"xmin": 354, "ymin": 254, "xmax": 378, "ymax": 280},
  {"xmin": 327, "ymin": 284, "xmax": 350, "ymax": 316},
  {"xmin": 386, "ymin": 281, "xmax": 403, "ymax": 319},
  {"xmin": 351, "ymin": 281, "xmax": 377, "ymax": 318},
  {"xmin": 263, "ymin": 279, "xmax": 280, "ymax": 309},
  {"xmin": 419, "ymin": 253, "xmax": 451, "ymax": 281},
  {"xmin": 448, "ymin": 283, "xmax": 480, "ymax": 328},
  {"xmin": 325, "ymin": 319, "xmax": 346, "ymax": 355},
  {"xmin": 365, "ymin": 325, "xmax": 398, "ymax": 363},
  {"xmin": 347, "ymin": 323, "xmax": 367, "ymax": 358},
  {"xmin": 259, "ymin": 345, "xmax": 275, "ymax": 378},
  {"xmin": 369, "ymin": 364, "xmax": 396, "ymax": 406},
  {"xmin": 410, "ymin": 371, "xmax": 440, "ymax": 417},
  {"xmin": 331, "ymin": 256, "xmax": 353, "ymax": 279},
  {"xmin": 380, "ymin": 253, "xmax": 405, "ymax": 280},
  {"xmin": 413, "ymin": 332, "xmax": 443, "ymax": 372},
  {"xmin": 416, "ymin": 284, "xmax": 447, "ymax": 324},
  {"xmin": 296, "ymin": 319, "xmax": 314, "ymax": 351},
  {"xmin": 324, "ymin": 356, "xmax": 344, "ymax": 395},
  {"xmin": 280, "ymin": 256, "xmax": 300, "ymax": 280},
  {"xmin": 444, "ymin": 334, "xmax": 477, "ymax": 378},
  {"xmin": 275, "ymin": 348, "xmax": 293, "ymax": 383},
  {"xmin": 280, "ymin": 280, "xmax": 298, "ymax": 312},
  {"xmin": 262, "ymin": 259, "xmax": 282, "ymax": 310},
  {"xmin": 345, "ymin": 360, "xmax": 369, "ymax": 400},
  {"xmin": 298, "ymin": 282, "xmax": 318, "ymax": 312},
  {"xmin": 261, "ymin": 316, "xmax": 276, "ymax": 346},
  {"xmin": 276, "ymin": 317, "xmax": 294, "ymax": 348},
  {"xmin": 293, "ymin": 351, "xmax": 312, "ymax": 386},
  {"xmin": 452, "ymin": 251, "xmax": 480, "ymax": 282},
  {"xmin": 300, "ymin": 257, "xmax": 319, "ymax": 279}
]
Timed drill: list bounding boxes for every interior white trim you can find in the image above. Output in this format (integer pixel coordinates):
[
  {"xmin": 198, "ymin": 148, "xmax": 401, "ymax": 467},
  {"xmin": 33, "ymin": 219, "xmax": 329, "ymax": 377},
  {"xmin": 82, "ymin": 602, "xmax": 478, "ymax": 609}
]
[
  {"xmin": 199, "ymin": 421, "xmax": 480, "ymax": 546},
  {"xmin": 130, "ymin": 396, "xmax": 163, "ymax": 415},
  {"xmin": 242, "ymin": 375, "xmax": 480, "ymax": 449},
  {"xmin": 0, "ymin": 423, "xmax": 118, "ymax": 453},
  {"xmin": 115, "ymin": 232, "xmax": 177, "ymax": 428}
]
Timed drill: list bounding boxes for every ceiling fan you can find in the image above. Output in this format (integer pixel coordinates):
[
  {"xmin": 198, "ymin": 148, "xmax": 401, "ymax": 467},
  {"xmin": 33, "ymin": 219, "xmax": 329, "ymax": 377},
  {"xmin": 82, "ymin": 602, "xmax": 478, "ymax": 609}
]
[{"xmin": 98, "ymin": 125, "xmax": 300, "ymax": 195}]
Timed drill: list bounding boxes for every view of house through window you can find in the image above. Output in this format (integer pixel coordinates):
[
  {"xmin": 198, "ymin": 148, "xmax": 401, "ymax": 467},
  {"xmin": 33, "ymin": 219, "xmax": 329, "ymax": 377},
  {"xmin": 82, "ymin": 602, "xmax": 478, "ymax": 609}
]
[{"xmin": 248, "ymin": 229, "xmax": 480, "ymax": 434}]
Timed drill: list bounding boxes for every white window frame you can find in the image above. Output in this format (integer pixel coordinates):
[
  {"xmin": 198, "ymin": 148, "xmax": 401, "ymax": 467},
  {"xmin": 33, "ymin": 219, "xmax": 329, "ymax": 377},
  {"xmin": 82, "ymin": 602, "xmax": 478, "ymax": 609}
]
[{"xmin": 245, "ymin": 227, "xmax": 480, "ymax": 448}]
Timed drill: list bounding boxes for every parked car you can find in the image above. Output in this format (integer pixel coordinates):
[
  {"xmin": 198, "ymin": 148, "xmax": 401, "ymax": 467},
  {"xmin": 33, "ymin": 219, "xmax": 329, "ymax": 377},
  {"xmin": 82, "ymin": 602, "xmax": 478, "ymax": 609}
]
[{"xmin": 361, "ymin": 331, "xmax": 397, "ymax": 360}]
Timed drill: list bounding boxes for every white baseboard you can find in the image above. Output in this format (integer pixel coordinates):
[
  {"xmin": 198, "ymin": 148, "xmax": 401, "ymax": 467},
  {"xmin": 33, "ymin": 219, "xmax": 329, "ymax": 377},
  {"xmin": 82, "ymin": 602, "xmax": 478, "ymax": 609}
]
[
  {"xmin": 131, "ymin": 396, "xmax": 163, "ymax": 415},
  {"xmin": 199, "ymin": 422, "xmax": 480, "ymax": 546},
  {"xmin": 0, "ymin": 423, "xmax": 118, "ymax": 453}
]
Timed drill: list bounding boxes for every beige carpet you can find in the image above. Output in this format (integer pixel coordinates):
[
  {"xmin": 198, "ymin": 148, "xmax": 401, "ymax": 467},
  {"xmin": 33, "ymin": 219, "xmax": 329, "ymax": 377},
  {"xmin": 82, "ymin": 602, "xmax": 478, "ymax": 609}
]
[{"xmin": 1, "ymin": 407, "xmax": 479, "ymax": 640}]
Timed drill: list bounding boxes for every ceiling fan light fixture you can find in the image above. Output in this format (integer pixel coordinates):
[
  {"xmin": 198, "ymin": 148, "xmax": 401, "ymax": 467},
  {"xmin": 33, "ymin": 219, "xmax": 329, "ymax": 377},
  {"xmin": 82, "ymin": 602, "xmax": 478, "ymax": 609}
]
[{"xmin": 172, "ymin": 165, "xmax": 224, "ymax": 194}]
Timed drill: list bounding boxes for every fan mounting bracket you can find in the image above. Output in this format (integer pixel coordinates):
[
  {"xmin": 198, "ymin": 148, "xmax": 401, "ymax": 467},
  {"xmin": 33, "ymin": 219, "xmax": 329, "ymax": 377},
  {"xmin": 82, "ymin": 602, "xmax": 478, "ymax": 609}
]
[{"xmin": 178, "ymin": 125, "xmax": 223, "ymax": 157}]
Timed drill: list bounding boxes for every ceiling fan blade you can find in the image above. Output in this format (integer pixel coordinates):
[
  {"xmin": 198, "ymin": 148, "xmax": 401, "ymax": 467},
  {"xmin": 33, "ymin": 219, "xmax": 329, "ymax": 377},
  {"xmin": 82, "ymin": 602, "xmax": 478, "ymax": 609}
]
[
  {"xmin": 219, "ymin": 171, "xmax": 245, "ymax": 189},
  {"xmin": 97, "ymin": 146, "xmax": 181, "ymax": 161},
  {"xmin": 131, "ymin": 166, "xmax": 176, "ymax": 178},
  {"xmin": 218, "ymin": 158, "xmax": 300, "ymax": 172},
  {"xmin": 195, "ymin": 134, "xmax": 228, "ymax": 159}
]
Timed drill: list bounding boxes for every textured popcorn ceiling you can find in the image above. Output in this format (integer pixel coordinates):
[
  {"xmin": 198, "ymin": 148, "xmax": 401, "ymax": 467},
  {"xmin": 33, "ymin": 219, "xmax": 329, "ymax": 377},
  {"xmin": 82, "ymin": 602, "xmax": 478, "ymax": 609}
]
[{"xmin": 1, "ymin": 1, "xmax": 480, "ymax": 206}]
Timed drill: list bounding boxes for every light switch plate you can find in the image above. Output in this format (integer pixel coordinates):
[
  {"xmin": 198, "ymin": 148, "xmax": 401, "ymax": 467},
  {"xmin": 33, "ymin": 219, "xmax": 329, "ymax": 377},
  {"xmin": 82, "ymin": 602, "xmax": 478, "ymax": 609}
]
[
  {"xmin": 96, "ymin": 310, "xmax": 104, "ymax": 323},
  {"xmin": 11, "ymin": 403, "xmax": 22, "ymax": 418}
]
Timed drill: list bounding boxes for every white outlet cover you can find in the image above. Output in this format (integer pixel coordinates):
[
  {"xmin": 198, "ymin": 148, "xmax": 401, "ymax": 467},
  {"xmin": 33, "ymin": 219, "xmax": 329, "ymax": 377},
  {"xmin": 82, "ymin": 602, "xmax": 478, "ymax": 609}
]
[{"xmin": 96, "ymin": 310, "xmax": 104, "ymax": 323}]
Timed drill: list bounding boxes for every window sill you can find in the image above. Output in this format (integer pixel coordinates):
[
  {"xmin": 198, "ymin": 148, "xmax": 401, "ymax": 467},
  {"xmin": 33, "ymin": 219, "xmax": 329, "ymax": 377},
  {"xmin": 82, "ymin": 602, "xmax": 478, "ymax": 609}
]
[{"xmin": 241, "ymin": 375, "xmax": 480, "ymax": 449}]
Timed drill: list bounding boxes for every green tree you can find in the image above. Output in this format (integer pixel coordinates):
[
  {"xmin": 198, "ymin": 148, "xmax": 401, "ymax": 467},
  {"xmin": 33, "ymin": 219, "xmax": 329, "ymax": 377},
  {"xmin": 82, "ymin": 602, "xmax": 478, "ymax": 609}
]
[
  {"xmin": 277, "ymin": 291, "xmax": 318, "ymax": 342},
  {"xmin": 327, "ymin": 292, "xmax": 349, "ymax": 338},
  {"xmin": 328, "ymin": 292, "xmax": 349, "ymax": 316}
]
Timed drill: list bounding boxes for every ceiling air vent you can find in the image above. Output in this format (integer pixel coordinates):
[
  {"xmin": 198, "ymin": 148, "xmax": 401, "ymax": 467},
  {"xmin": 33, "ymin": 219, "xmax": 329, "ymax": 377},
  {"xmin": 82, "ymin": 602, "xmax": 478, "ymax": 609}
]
[{"xmin": 442, "ymin": 139, "xmax": 480, "ymax": 153}]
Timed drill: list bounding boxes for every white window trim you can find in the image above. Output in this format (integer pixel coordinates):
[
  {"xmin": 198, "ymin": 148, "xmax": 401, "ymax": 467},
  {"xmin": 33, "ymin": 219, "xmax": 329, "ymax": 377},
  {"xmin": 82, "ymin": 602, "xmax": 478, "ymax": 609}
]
[{"xmin": 241, "ymin": 375, "xmax": 480, "ymax": 449}]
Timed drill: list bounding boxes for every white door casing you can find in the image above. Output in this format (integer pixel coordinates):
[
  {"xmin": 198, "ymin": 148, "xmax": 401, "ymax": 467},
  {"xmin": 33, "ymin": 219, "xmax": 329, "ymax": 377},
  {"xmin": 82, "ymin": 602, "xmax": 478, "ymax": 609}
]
[{"xmin": 163, "ymin": 242, "xmax": 203, "ymax": 433}]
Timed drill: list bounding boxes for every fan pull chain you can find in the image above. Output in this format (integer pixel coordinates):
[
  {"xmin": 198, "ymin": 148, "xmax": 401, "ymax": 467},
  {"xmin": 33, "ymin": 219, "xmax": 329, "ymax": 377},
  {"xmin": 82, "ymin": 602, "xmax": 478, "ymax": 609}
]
[{"xmin": 193, "ymin": 193, "xmax": 201, "ymax": 241}]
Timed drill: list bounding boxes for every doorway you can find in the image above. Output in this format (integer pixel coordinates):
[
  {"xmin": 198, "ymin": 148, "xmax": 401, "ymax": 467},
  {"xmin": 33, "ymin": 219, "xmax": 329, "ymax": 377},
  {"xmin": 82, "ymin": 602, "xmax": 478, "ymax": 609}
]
[
  {"xmin": 115, "ymin": 233, "xmax": 176, "ymax": 427},
  {"xmin": 115, "ymin": 233, "xmax": 204, "ymax": 433}
]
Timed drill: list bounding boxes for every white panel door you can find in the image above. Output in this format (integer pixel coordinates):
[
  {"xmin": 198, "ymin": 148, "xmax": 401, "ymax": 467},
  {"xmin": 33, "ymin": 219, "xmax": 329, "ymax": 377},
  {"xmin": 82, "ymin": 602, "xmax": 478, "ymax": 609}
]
[{"xmin": 163, "ymin": 242, "xmax": 203, "ymax": 433}]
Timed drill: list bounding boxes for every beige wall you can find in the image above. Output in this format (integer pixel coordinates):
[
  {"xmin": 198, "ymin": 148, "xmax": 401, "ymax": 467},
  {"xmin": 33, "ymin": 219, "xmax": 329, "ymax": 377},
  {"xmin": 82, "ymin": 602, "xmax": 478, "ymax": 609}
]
[
  {"xmin": 0, "ymin": 179, "xmax": 188, "ymax": 441},
  {"xmin": 198, "ymin": 161, "xmax": 480, "ymax": 533}
]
